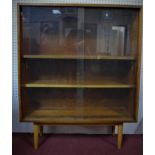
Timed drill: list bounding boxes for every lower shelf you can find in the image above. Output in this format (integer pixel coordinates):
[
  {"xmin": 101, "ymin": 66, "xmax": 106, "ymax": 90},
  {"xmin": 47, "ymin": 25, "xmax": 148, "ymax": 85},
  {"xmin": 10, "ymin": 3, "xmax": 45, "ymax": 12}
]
[
  {"xmin": 23, "ymin": 104, "xmax": 134, "ymax": 124},
  {"xmin": 22, "ymin": 88, "xmax": 135, "ymax": 123}
]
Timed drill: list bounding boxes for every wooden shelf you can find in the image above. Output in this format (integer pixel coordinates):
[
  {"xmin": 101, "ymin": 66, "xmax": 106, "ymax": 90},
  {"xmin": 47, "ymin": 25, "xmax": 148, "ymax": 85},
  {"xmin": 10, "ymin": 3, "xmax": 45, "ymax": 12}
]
[
  {"xmin": 25, "ymin": 96, "xmax": 132, "ymax": 121},
  {"xmin": 23, "ymin": 99, "xmax": 133, "ymax": 123},
  {"xmin": 23, "ymin": 79, "xmax": 135, "ymax": 88},
  {"xmin": 23, "ymin": 54, "xmax": 135, "ymax": 60},
  {"xmin": 23, "ymin": 88, "xmax": 134, "ymax": 123}
]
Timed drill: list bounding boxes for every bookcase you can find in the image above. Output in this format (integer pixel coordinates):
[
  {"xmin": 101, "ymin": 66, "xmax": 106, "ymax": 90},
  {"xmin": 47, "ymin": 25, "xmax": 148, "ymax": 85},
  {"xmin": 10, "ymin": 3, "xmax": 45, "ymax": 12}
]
[{"xmin": 17, "ymin": 3, "xmax": 142, "ymax": 150}]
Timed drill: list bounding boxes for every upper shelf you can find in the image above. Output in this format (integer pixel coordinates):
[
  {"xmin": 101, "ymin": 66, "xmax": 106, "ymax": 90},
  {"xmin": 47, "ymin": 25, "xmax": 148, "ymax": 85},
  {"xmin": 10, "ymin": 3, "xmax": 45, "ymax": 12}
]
[
  {"xmin": 23, "ymin": 54, "xmax": 136, "ymax": 60},
  {"xmin": 23, "ymin": 79, "xmax": 135, "ymax": 88}
]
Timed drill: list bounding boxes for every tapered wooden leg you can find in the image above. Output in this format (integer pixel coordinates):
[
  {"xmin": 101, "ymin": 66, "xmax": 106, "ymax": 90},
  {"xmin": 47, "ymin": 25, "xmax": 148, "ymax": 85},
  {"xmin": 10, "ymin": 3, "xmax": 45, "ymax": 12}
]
[
  {"xmin": 117, "ymin": 124, "xmax": 123, "ymax": 149},
  {"xmin": 39, "ymin": 126, "xmax": 43, "ymax": 137},
  {"xmin": 112, "ymin": 126, "xmax": 115, "ymax": 136},
  {"xmin": 34, "ymin": 124, "xmax": 39, "ymax": 150}
]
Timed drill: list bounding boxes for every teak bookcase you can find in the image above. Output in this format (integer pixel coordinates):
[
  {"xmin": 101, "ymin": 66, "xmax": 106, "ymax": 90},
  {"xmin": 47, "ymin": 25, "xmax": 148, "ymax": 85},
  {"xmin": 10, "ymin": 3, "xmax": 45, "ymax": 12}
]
[{"xmin": 17, "ymin": 3, "xmax": 142, "ymax": 150}]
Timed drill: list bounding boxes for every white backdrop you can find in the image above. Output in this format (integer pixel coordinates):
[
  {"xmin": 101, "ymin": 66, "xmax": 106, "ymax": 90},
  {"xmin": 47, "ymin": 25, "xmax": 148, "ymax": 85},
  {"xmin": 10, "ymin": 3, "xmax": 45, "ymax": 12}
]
[{"xmin": 12, "ymin": 0, "xmax": 143, "ymax": 134}]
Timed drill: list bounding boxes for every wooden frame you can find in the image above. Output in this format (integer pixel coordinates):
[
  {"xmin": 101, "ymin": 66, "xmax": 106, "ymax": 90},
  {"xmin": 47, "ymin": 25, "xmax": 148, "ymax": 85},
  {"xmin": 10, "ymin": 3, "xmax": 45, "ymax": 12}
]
[{"xmin": 17, "ymin": 3, "xmax": 142, "ymax": 150}]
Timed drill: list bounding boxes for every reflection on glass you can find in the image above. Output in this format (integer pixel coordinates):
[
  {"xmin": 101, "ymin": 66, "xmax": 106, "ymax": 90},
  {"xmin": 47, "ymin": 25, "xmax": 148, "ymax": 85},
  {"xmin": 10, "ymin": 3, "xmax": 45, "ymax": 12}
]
[
  {"xmin": 21, "ymin": 7, "xmax": 138, "ymax": 56},
  {"xmin": 22, "ymin": 7, "xmax": 85, "ymax": 55},
  {"xmin": 110, "ymin": 26, "xmax": 126, "ymax": 56},
  {"xmin": 84, "ymin": 8, "xmax": 138, "ymax": 56},
  {"xmin": 20, "ymin": 6, "xmax": 138, "ymax": 121}
]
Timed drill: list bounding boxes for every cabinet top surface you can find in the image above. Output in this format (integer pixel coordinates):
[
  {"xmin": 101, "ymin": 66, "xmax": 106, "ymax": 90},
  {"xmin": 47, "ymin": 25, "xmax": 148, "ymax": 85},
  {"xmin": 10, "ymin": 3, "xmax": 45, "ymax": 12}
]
[{"xmin": 17, "ymin": 3, "xmax": 142, "ymax": 9}]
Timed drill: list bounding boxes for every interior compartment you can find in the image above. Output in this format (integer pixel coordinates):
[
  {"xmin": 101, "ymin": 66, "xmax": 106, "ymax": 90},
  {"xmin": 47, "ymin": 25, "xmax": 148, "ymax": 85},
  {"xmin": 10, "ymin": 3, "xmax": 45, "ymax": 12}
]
[
  {"xmin": 22, "ymin": 88, "xmax": 135, "ymax": 121},
  {"xmin": 22, "ymin": 59, "xmax": 77, "ymax": 85},
  {"xmin": 22, "ymin": 59, "xmax": 135, "ymax": 87}
]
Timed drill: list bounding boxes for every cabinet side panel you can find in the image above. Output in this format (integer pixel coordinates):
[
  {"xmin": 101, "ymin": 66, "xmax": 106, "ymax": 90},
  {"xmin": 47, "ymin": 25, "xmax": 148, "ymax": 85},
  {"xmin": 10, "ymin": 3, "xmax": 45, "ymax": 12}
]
[
  {"xmin": 135, "ymin": 7, "xmax": 142, "ymax": 121},
  {"xmin": 17, "ymin": 4, "xmax": 22, "ymax": 121}
]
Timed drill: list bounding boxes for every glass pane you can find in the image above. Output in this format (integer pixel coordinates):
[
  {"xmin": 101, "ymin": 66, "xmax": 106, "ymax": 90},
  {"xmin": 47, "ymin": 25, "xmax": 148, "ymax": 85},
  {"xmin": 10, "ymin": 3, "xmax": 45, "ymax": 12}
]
[
  {"xmin": 81, "ymin": 8, "xmax": 138, "ymax": 120},
  {"xmin": 22, "ymin": 59, "xmax": 77, "ymax": 85},
  {"xmin": 21, "ymin": 7, "xmax": 84, "ymax": 56},
  {"xmin": 83, "ymin": 60, "xmax": 135, "ymax": 85},
  {"xmin": 84, "ymin": 8, "xmax": 139, "ymax": 57},
  {"xmin": 20, "ymin": 6, "xmax": 138, "ymax": 122},
  {"xmin": 23, "ymin": 88, "xmax": 134, "ymax": 121}
]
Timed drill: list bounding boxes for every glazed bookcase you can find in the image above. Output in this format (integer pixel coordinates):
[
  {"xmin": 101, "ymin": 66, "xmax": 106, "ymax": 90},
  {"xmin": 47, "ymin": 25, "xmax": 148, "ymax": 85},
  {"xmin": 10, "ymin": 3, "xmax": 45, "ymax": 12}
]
[{"xmin": 17, "ymin": 3, "xmax": 142, "ymax": 149}]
